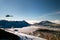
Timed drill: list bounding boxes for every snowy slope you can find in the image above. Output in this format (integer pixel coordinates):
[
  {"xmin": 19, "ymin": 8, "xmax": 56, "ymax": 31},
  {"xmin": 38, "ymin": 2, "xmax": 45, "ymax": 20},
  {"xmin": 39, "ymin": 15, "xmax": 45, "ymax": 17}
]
[
  {"xmin": 1, "ymin": 25, "xmax": 60, "ymax": 40},
  {"xmin": 4, "ymin": 29, "xmax": 46, "ymax": 40}
]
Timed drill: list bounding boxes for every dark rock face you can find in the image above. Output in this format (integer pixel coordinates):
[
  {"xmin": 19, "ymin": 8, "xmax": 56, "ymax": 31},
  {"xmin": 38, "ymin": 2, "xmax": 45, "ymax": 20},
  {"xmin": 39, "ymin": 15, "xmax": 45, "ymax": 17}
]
[
  {"xmin": 0, "ymin": 29, "xmax": 20, "ymax": 40},
  {"xmin": 0, "ymin": 20, "xmax": 30, "ymax": 28}
]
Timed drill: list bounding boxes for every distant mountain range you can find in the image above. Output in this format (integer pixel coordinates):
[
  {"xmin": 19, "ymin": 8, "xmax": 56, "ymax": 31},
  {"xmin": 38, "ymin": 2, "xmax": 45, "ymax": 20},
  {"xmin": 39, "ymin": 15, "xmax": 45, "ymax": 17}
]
[
  {"xmin": 34, "ymin": 21, "xmax": 60, "ymax": 28},
  {"xmin": 0, "ymin": 20, "xmax": 30, "ymax": 28},
  {"xmin": 0, "ymin": 20, "xmax": 60, "ymax": 28}
]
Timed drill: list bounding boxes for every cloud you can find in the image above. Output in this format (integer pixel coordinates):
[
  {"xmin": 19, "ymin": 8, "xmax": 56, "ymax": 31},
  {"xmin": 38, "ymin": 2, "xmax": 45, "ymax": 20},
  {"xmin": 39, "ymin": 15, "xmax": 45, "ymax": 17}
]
[
  {"xmin": 55, "ymin": 11, "xmax": 60, "ymax": 14},
  {"xmin": 51, "ymin": 20, "xmax": 60, "ymax": 24},
  {"xmin": 26, "ymin": 20, "xmax": 40, "ymax": 24},
  {"xmin": 26, "ymin": 11, "xmax": 60, "ymax": 24}
]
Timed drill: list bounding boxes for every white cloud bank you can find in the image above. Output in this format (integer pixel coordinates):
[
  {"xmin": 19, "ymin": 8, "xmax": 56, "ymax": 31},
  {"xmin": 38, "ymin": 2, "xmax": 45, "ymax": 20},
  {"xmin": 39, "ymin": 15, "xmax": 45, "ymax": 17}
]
[
  {"xmin": 26, "ymin": 20, "xmax": 60, "ymax": 24},
  {"xmin": 51, "ymin": 20, "xmax": 60, "ymax": 24},
  {"xmin": 26, "ymin": 20, "xmax": 41, "ymax": 24}
]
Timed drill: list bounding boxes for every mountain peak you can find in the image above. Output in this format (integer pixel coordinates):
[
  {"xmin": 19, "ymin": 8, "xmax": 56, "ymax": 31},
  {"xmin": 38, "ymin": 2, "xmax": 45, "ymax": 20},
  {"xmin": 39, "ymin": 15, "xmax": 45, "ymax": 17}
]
[
  {"xmin": 40, "ymin": 21, "xmax": 53, "ymax": 24},
  {"xmin": 33, "ymin": 20, "xmax": 54, "ymax": 26}
]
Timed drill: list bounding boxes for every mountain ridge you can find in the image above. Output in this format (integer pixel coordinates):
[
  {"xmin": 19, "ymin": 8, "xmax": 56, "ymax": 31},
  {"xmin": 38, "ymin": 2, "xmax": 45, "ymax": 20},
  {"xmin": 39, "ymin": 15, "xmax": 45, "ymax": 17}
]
[
  {"xmin": 33, "ymin": 21, "xmax": 60, "ymax": 28},
  {"xmin": 0, "ymin": 20, "xmax": 30, "ymax": 28}
]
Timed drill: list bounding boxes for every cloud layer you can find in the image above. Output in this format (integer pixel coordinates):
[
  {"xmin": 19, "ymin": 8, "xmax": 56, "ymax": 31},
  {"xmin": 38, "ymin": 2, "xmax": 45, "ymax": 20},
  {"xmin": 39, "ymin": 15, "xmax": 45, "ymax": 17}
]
[{"xmin": 51, "ymin": 20, "xmax": 60, "ymax": 24}]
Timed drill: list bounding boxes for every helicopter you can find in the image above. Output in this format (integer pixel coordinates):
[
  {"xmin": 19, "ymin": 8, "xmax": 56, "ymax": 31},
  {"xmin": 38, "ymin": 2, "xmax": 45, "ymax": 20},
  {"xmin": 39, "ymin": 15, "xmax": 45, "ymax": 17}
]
[{"xmin": 5, "ymin": 15, "xmax": 13, "ymax": 17}]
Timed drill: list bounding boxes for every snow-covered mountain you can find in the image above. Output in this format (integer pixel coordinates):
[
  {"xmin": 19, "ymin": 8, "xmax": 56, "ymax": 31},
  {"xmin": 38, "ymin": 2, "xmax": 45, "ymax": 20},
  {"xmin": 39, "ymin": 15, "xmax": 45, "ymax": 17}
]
[
  {"xmin": 1, "ymin": 25, "xmax": 60, "ymax": 40},
  {"xmin": 3, "ymin": 28, "xmax": 46, "ymax": 40}
]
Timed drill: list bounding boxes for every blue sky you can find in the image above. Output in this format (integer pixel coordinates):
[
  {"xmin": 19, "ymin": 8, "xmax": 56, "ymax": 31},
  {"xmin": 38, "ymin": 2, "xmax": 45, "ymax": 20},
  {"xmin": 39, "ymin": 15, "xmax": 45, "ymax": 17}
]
[{"xmin": 0, "ymin": 0, "xmax": 60, "ymax": 23}]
